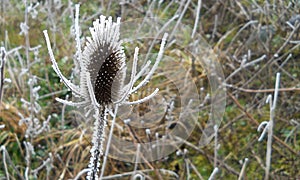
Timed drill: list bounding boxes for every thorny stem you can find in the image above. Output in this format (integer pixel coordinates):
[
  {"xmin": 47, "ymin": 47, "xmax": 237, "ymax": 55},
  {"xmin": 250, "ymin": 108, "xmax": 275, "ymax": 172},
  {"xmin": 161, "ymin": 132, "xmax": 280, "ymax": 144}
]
[{"xmin": 88, "ymin": 107, "xmax": 107, "ymax": 180}]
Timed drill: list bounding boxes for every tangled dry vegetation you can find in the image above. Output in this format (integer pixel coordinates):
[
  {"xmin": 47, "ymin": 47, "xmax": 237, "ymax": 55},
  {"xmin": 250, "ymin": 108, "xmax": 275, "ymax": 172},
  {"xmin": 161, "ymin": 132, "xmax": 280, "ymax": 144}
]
[{"xmin": 0, "ymin": 0, "xmax": 299, "ymax": 179}]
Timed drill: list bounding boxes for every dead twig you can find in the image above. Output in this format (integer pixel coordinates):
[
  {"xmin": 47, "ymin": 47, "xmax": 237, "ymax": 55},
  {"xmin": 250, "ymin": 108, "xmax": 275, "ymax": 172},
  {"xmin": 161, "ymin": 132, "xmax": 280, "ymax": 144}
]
[{"xmin": 225, "ymin": 84, "xmax": 300, "ymax": 93}]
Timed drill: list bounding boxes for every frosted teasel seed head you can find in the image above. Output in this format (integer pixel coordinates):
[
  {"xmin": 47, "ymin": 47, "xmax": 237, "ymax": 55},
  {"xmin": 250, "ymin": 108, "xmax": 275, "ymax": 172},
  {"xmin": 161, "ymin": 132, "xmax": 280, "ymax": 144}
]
[
  {"xmin": 81, "ymin": 15, "xmax": 126, "ymax": 106},
  {"xmin": 44, "ymin": 16, "xmax": 167, "ymax": 108}
]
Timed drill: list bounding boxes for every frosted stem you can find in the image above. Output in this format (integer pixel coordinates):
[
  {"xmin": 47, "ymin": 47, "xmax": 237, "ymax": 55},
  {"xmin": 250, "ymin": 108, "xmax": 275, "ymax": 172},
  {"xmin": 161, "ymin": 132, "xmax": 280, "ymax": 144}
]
[{"xmin": 87, "ymin": 107, "xmax": 107, "ymax": 180}]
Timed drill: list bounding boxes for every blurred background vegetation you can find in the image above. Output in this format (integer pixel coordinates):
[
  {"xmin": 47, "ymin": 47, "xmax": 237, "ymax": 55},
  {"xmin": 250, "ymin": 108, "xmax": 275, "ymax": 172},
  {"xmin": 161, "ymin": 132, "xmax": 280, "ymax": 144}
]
[{"xmin": 0, "ymin": 0, "xmax": 299, "ymax": 179}]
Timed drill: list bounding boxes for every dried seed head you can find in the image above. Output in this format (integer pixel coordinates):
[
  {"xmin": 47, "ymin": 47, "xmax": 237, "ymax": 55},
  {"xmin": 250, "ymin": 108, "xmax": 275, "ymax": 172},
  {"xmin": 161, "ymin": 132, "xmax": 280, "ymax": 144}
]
[
  {"xmin": 94, "ymin": 51, "xmax": 125, "ymax": 105},
  {"xmin": 82, "ymin": 16, "xmax": 126, "ymax": 105}
]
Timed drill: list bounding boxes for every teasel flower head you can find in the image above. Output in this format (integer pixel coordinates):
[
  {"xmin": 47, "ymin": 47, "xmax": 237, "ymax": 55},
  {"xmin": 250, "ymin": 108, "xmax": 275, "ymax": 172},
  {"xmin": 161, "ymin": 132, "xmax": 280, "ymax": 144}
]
[
  {"xmin": 43, "ymin": 13, "xmax": 128, "ymax": 179},
  {"xmin": 44, "ymin": 14, "xmax": 127, "ymax": 112},
  {"xmin": 81, "ymin": 15, "xmax": 126, "ymax": 106},
  {"xmin": 81, "ymin": 16, "xmax": 126, "ymax": 179},
  {"xmin": 43, "ymin": 6, "xmax": 167, "ymax": 178}
]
